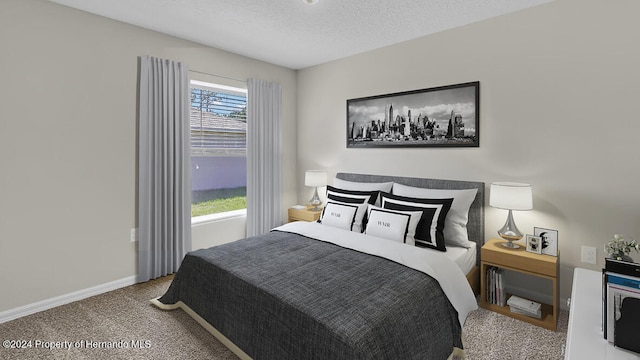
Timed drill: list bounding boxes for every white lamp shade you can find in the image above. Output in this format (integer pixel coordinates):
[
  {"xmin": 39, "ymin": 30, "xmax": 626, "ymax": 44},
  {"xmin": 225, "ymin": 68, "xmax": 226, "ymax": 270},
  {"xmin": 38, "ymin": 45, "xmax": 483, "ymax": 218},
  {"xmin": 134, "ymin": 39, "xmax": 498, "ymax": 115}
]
[
  {"xmin": 305, "ymin": 170, "xmax": 327, "ymax": 187},
  {"xmin": 489, "ymin": 182, "xmax": 533, "ymax": 211}
]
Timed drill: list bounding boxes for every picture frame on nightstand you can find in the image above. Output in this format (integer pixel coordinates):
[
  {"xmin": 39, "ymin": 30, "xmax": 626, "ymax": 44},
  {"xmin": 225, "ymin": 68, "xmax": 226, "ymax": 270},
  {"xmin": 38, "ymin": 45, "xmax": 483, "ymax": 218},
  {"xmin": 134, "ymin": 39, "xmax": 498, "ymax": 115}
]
[
  {"xmin": 526, "ymin": 234, "xmax": 542, "ymax": 254},
  {"xmin": 534, "ymin": 227, "xmax": 558, "ymax": 256}
]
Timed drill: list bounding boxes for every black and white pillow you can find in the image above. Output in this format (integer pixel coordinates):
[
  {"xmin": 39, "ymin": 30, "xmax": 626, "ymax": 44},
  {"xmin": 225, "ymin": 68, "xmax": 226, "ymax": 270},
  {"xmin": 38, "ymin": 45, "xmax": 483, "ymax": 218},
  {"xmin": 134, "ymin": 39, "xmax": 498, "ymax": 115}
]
[
  {"xmin": 392, "ymin": 183, "xmax": 477, "ymax": 248},
  {"xmin": 320, "ymin": 199, "xmax": 369, "ymax": 233},
  {"xmin": 380, "ymin": 192, "xmax": 453, "ymax": 251},
  {"xmin": 326, "ymin": 185, "xmax": 378, "ymax": 205},
  {"xmin": 326, "ymin": 186, "xmax": 378, "ymax": 232},
  {"xmin": 319, "ymin": 201, "xmax": 358, "ymax": 231},
  {"xmin": 365, "ymin": 206, "xmax": 422, "ymax": 244}
]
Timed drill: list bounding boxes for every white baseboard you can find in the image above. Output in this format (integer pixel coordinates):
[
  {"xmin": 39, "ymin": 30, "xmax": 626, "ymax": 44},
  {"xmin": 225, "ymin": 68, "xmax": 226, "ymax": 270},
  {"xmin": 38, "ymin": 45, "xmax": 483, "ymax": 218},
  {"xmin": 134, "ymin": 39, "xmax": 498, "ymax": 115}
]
[{"xmin": 0, "ymin": 275, "xmax": 137, "ymax": 324}]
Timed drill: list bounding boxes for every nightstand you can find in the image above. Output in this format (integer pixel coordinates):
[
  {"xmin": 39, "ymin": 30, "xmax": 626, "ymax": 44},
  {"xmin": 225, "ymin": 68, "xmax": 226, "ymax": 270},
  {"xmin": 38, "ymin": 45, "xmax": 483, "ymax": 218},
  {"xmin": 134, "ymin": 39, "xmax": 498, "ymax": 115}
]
[
  {"xmin": 480, "ymin": 238, "xmax": 559, "ymax": 331},
  {"xmin": 287, "ymin": 207, "xmax": 322, "ymax": 223}
]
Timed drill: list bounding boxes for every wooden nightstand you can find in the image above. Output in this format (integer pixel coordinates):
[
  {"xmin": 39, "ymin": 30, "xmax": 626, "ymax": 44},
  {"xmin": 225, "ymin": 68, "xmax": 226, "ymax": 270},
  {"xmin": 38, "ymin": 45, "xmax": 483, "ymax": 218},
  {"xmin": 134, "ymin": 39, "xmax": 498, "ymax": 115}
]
[
  {"xmin": 288, "ymin": 207, "xmax": 322, "ymax": 223},
  {"xmin": 480, "ymin": 238, "xmax": 559, "ymax": 331}
]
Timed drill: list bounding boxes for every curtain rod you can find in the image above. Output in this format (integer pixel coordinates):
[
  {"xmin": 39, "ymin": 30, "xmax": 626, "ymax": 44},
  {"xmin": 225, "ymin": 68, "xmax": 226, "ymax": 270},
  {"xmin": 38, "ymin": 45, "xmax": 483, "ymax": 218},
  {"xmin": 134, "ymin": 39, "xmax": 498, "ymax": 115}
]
[{"xmin": 189, "ymin": 69, "xmax": 246, "ymax": 83}]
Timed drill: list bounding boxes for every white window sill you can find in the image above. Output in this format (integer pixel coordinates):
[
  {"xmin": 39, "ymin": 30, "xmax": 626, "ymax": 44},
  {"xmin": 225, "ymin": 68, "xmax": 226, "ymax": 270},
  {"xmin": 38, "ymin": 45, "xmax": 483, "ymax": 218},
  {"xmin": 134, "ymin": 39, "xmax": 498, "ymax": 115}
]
[{"xmin": 191, "ymin": 209, "xmax": 247, "ymax": 226}]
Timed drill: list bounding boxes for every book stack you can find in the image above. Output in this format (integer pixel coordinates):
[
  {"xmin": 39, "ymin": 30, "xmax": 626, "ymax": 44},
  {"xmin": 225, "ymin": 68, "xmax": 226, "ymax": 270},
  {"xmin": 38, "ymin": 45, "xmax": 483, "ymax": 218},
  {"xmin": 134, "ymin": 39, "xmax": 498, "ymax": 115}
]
[
  {"xmin": 602, "ymin": 258, "xmax": 640, "ymax": 355},
  {"xmin": 507, "ymin": 295, "xmax": 542, "ymax": 319},
  {"xmin": 486, "ymin": 266, "xmax": 506, "ymax": 306}
]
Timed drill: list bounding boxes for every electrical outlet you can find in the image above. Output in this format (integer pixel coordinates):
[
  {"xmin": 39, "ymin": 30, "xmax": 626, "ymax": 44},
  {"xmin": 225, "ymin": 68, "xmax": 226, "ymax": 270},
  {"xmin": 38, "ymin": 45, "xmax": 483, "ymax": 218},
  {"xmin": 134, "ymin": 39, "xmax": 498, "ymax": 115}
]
[
  {"xmin": 581, "ymin": 246, "xmax": 597, "ymax": 264},
  {"xmin": 130, "ymin": 228, "xmax": 137, "ymax": 243}
]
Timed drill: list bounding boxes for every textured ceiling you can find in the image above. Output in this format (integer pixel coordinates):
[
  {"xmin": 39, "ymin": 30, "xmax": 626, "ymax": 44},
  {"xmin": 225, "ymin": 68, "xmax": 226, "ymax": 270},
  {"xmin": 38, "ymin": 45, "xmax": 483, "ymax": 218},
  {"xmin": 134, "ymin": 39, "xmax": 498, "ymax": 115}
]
[{"xmin": 48, "ymin": 0, "xmax": 552, "ymax": 70}]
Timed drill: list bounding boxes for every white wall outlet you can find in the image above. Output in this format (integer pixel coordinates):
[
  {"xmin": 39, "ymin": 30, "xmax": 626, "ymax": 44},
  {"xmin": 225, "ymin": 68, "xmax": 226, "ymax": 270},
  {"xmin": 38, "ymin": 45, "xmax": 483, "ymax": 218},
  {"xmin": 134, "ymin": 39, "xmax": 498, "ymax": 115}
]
[
  {"xmin": 130, "ymin": 228, "xmax": 137, "ymax": 243},
  {"xmin": 581, "ymin": 246, "xmax": 597, "ymax": 264}
]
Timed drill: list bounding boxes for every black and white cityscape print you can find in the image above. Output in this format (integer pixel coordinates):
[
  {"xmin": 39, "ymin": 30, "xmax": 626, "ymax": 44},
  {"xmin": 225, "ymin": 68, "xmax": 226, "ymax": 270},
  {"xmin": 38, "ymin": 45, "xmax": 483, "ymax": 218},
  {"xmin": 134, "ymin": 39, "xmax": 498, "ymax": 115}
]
[{"xmin": 347, "ymin": 82, "xmax": 479, "ymax": 148}]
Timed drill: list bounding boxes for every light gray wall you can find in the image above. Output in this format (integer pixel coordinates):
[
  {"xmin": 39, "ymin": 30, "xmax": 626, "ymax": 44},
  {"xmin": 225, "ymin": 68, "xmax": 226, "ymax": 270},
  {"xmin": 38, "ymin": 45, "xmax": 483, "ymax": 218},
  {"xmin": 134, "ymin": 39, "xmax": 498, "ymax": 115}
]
[
  {"xmin": 3, "ymin": 0, "xmax": 639, "ymax": 315},
  {"xmin": 296, "ymin": 0, "xmax": 640, "ymax": 302},
  {"xmin": 0, "ymin": 0, "xmax": 296, "ymax": 312}
]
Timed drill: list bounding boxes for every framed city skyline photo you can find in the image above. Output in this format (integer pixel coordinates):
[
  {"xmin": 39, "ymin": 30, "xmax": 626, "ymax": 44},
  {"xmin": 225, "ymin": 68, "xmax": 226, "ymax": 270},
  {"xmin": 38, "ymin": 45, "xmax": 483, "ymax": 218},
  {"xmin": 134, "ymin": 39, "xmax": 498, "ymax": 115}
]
[{"xmin": 346, "ymin": 81, "xmax": 479, "ymax": 148}]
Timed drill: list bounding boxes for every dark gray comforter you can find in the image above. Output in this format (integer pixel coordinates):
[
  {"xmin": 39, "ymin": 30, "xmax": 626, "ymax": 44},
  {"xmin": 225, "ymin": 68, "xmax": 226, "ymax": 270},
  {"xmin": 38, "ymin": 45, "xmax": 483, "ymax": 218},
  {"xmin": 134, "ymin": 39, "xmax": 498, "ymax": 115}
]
[{"xmin": 157, "ymin": 229, "xmax": 462, "ymax": 359}]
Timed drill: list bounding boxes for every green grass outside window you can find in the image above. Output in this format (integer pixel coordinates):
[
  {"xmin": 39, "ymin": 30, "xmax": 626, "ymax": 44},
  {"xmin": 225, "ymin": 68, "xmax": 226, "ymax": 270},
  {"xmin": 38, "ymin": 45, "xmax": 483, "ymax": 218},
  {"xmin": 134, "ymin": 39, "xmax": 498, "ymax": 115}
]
[{"xmin": 191, "ymin": 187, "xmax": 246, "ymax": 217}]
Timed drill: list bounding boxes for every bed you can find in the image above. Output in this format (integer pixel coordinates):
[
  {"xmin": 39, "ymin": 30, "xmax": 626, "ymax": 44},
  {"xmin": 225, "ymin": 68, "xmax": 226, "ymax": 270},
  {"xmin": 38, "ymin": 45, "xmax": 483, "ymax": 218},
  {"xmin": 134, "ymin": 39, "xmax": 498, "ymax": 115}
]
[
  {"xmin": 334, "ymin": 173, "xmax": 484, "ymax": 294},
  {"xmin": 153, "ymin": 173, "xmax": 485, "ymax": 359}
]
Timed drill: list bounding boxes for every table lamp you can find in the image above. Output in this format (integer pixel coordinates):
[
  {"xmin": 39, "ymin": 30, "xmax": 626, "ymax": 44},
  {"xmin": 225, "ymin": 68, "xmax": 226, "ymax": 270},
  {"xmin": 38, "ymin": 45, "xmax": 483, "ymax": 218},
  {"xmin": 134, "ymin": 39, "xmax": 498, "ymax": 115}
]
[
  {"xmin": 490, "ymin": 182, "xmax": 533, "ymax": 249},
  {"xmin": 305, "ymin": 170, "xmax": 327, "ymax": 211}
]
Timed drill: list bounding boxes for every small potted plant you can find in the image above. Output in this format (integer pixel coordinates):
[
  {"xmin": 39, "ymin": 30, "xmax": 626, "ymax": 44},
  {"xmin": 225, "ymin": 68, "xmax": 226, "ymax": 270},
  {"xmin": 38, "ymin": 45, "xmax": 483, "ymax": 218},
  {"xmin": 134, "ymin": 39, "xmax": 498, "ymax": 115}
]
[{"xmin": 604, "ymin": 234, "xmax": 639, "ymax": 262}]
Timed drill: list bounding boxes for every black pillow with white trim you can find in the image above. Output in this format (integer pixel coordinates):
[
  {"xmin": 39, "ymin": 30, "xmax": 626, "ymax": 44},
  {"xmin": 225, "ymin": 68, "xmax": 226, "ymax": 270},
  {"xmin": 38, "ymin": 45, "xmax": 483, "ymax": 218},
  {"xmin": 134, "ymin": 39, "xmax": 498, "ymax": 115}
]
[
  {"xmin": 326, "ymin": 185, "xmax": 379, "ymax": 205},
  {"xmin": 380, "ymin": 192, "xmax": 453, "ymax": 251},
  {"xmin": 325, "ymin": 193, "xmax": 368, "ymax": 205}
]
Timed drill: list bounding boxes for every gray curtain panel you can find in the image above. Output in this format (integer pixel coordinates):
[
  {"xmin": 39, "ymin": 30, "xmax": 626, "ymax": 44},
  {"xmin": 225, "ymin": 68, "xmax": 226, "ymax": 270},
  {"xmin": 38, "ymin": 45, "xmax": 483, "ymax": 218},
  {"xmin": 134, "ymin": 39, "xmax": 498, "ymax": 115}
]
[
  {"xmin": 246, "ymin": 78, "xmax": 283, "ymax": 237},
  {"xmin": 137, "ymin": 55, "xmax": 192, "ymax": 282}
]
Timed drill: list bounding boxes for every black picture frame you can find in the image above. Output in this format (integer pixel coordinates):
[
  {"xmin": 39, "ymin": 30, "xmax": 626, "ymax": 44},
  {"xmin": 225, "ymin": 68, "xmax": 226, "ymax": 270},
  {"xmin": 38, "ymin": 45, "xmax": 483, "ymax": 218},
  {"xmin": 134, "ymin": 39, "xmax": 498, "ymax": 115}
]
[{"xmin": 346, "ymin": 81, "xmax": 479, "ymax": 148}]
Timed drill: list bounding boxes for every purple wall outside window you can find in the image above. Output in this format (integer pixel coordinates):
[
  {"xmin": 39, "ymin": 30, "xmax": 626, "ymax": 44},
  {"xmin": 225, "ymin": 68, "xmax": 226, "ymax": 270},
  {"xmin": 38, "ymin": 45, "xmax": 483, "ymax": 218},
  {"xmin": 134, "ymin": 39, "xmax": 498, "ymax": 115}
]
[{"xmin": 191, "ymin": 156, "xmax": 247, "ymax": 191}]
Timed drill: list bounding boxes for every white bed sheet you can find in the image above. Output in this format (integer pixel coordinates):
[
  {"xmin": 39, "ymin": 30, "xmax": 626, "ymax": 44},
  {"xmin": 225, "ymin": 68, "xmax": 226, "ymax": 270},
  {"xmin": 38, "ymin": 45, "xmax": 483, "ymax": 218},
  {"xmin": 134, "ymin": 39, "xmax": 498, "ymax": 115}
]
[{"xmin": 444, "ymin": 241, "xmax": 477, "ymax": 275}]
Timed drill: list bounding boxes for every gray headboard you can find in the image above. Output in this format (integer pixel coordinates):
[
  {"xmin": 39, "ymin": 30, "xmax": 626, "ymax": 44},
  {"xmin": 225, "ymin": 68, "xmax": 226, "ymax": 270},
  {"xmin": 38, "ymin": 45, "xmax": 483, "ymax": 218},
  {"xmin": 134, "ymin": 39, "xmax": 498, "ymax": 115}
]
[{"xmin": 335, "ymin": 172, "xmax": 485, "ymax": 264}]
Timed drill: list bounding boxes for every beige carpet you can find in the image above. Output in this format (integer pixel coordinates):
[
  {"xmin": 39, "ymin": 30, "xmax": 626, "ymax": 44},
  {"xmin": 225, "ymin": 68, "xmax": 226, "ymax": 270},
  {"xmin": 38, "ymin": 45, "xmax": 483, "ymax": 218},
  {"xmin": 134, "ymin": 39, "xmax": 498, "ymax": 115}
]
[
  {"xmin": 463, "ymin": 303, "xmax": 568, "ymax": 360},
  {"xmin": 0, "ymin": 275, "xmax": 568, "ymax": 360}
]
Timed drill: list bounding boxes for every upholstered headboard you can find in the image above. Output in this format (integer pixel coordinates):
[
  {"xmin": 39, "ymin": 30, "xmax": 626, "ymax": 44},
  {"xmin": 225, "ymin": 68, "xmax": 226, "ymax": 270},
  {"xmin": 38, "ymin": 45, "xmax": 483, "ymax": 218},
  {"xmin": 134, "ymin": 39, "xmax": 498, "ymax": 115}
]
[{"xmin": 335, "ymin": 172, "xmax": 485, "ymax": 264}]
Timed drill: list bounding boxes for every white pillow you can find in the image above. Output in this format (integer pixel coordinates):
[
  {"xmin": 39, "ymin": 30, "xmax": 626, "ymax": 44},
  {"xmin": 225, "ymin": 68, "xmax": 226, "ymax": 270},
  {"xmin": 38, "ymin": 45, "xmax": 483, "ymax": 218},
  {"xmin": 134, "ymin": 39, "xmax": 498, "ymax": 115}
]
[
  {"xmin": 320, "ymin": 202, "xmax": 358, "ymax": 231},
  {"xmin": 332, "ymin": 178, "xmax": 393, "ymax": 206},
  {"xmin": 392, "ymin": 183, "xmax": 478, "ymax": 248},
  {"xmin": 332, "ymin": 178, "xmax": 394, "ymax": 192},
  {"xmin": 321, "ymin": 200, "xmax": 369, "ymax": 233},
  {"xmin": 365, "ymin": 205, "xmax": 422, "ymax": 245}
]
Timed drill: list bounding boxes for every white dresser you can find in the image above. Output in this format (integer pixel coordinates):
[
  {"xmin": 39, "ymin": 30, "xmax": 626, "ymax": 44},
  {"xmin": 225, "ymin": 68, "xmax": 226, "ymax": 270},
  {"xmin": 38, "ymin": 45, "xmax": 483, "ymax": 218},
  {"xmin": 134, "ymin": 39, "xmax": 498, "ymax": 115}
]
[{"xmin": 565, "ymin": 268, "xmax": 640, "ymax": 360}]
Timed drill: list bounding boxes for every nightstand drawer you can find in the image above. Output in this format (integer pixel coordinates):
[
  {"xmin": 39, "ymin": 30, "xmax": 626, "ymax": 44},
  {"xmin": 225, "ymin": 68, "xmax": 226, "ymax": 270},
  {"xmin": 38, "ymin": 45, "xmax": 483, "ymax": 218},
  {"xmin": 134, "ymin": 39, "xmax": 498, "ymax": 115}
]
[
  {"xmin": 481, "ymin": 239, "xmax": 557, "ymax": 277},
  {"xmin": 288, "ymin": 207, "xmax": 322, "ymax": 222}
]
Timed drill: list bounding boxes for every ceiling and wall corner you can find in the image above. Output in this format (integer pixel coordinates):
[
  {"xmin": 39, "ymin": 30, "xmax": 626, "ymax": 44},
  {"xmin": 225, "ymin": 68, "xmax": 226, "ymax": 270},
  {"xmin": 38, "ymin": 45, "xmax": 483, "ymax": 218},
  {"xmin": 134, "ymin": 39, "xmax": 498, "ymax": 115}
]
[{"xmin": 47, "ymin": 0, "xmax": 554, "ymax": 70}]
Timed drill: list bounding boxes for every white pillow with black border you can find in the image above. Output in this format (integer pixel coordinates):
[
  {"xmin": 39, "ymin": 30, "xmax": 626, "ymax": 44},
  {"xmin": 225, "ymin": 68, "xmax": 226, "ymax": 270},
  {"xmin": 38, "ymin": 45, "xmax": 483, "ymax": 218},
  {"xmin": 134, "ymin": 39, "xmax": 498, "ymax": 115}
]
[
  {"xmin": 326, "ymin": 185, "xmax": 379, "ymax": 232},
  {"xmin": 319, "ymin": 202, "xmax": 358, "ymax": 231},
  {"xmin": 364, "ymin": 205, "xmax": 422, "ymax": 245},
  {"xmin": 392, "ymin": 183, "xmax": 477, "ymax": 248},
  {"xmin": 321, "ymin": 200, "xmax": 369, "ymax": 233}
]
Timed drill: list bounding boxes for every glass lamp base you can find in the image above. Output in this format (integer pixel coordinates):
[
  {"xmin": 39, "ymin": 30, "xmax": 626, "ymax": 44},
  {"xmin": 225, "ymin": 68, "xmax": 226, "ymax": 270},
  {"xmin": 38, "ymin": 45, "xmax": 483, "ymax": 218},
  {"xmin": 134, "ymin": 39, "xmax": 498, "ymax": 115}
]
[
  {"xmin": 501, "ymin": 240, "xmax": 521, "ymax": 249},
  {"xmin": 498, "ymin": 209, "xmax": 523, "ymax": 250},
  {"xmin": 308, "ymin": 187, "xmax": 322, "ymax": 211},
  {"xmin": 309, "ymin": 201, "xmax": 322, "ymax": 211}
]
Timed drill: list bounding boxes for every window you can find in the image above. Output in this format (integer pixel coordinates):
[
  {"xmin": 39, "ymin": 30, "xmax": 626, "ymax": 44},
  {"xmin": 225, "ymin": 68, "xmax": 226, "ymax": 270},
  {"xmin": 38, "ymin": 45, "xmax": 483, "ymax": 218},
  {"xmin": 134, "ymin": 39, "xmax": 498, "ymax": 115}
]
[{"xmin": 190, "ymin": 80, "xmax": 247, "ymax": 219}]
